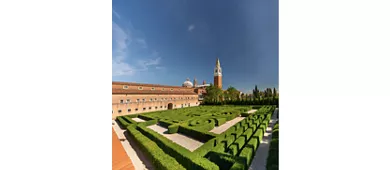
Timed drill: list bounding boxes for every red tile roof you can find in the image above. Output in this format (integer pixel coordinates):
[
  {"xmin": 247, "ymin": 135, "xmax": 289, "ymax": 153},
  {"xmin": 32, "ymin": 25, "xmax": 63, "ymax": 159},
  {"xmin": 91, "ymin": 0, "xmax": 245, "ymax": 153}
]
[
  {"xmin": 113, "ymin": 81, "xmax": 193, "ymax": 89},
  {"xmin": 112, "ymin": 88, "xmax": 197, "ymax": 95}
]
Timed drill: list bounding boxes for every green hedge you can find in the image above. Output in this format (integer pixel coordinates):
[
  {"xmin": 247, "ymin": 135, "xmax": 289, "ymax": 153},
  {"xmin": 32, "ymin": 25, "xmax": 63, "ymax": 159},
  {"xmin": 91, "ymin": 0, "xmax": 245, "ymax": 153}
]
[
  {"xmin": 207, "ymin": 151, "xmax": 236, "ymax": 170},
  {"xmin": 242, "ymin": 127, "xmax": 254, "ymax": 141},
  {"xmin": 247, "ymin": 138, "xmax": 259, "ymax": 151},
  {"xmin": 123, "ymin": 116, "xmax": 140, "ymax": 124},
  {"xmin": 178, "ymin": 125, "xmax": 216, "ymax": 143},
  {"xmin": 140, "ymin": 119, "xmax": 157, "ymax": 126},
  {"xmin": 158, "ymin": 120, "xmax": 173, "ymax": 128},
  {"xmin": 117, "ymin": 116, "xmax": 131, "ymax": 129},
  {"xmin": 228, "ymin": 136, "xmax": 246, "ymax": 156},
  {"xmin": 168, "ymin": 124, "xmax": 179, "ymax": 134},
  {"xmin": 225, "ymin": 134, "xmax": 236, "ymax": 148},
  {"xmin": 126, "ymin": 126, "xmax": 185, "ymax": 170},
  {"xmin": 252, "ymin": 128, "xmax": 264, "ymax": 144},
  {"xmin": 215, "ymin": 118, "xmax": 227, "ymax": 126},
  {"xmin": 238, "ymin": 146, "xmax": 255, "ymax": 169},
  {"xmin": 138, "ymin": 114, "xmax": 155, "ymax": 121},
  {"xmin": 136, "ymin": 125, "xmax": 219, "ymax": 170},
  {"xmin": 266, "ymin": 124, "xmax": 279, "ymax": 170}
]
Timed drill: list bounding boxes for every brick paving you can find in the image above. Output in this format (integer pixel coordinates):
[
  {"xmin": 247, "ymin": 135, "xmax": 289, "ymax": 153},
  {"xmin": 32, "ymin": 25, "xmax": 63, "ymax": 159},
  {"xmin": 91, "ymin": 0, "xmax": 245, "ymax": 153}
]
[{"xmin": 112, "ymin": 127, "xmax": 135, "ymax": 170}]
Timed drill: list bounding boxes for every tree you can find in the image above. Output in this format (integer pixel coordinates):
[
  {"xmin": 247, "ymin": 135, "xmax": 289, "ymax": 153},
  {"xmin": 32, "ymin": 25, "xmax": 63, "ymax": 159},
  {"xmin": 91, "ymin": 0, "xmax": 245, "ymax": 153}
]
[
  {"xmin": 204, "ymin": 83, "xmax": 223, "ymax": 103},
  {"xmin": 273, "ymin": 87, "xmax": 277, "ymax": 97},
  {"xmin": 253, "ymin": 85, "xmax": 260, "ymax": 99}
]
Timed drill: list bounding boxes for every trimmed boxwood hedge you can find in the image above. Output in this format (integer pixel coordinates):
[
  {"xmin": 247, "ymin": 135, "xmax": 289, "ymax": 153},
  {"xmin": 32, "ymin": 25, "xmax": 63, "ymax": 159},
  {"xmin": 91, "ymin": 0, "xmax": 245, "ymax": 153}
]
[
  {"xmin": 126, "ymin": 126, "xmax": 185, "ymax": 170},
  {"xmin": 266, "ymin": 122, "xmax": 279, "ymax": 170},
  {"xmin": 139, "ymin": 119, "xmax": 157, "ymax": 126},
  {"xmin": 168, "ymin": 124, "xmax": 179, "ymax": 134},
  {"xmin": 136, "ymin": 125, "xmax": 219, "ymax": 170},
  {"xmin": 252, "ymin": 128, "xmax": 264, "ymax": 144},
  {"xmin": 228, "ymin": 136, "xmax": 246, "ymax": 156},
  {"xmin": 207, "ymin": 151, "xmax": 236, "ymax": 170},
  {"xmin": 178, "ymin": 125, "xmax": 216, "ymax": 143},
  {"xmin": 117, "ymin": 116, "xmax": 131, "ymax": 129},
  {"xmin": 215, "ymin": 117, "xmax": 227, "ymax": 126},
  {"xmin": 238, "ymin": 146, "xmax": 255, "ymax": 169},
  {"xmin": 158, "ymin": 120, "xmax": 173, "ymax": 128},
  {"xmin": 138, "ymin": 114, "xmax": 155, "ymax": 121}
]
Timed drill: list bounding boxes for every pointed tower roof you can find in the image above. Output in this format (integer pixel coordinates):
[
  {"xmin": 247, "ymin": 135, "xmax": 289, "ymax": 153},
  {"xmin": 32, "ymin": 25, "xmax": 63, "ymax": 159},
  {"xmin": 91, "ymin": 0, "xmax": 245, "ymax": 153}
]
[{"xmin": 216, "ymin": 57, "xmax": 220, "ymax": 68}]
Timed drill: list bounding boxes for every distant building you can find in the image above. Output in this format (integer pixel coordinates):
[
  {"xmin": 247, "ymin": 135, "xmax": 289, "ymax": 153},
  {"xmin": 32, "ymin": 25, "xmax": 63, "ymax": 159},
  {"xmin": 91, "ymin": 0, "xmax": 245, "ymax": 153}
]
[{"xmin": 214, "ymin": 58, "xmax": 223, "ymax": 89}]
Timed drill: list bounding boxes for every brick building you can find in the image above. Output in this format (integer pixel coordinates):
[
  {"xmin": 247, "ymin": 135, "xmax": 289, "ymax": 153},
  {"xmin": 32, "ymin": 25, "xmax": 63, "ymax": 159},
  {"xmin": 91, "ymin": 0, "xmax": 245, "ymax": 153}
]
[{"xmin": 112, "ymin": 58, "xmax": 223, "ymax": 119}]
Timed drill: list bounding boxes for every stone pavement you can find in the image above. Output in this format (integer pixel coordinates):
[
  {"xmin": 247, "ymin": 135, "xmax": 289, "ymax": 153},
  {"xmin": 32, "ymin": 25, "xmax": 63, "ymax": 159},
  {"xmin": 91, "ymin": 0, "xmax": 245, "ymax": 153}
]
[
  {"xmin": 132, "ymin": 118, "xmax": 146, "ymax": 122},
  {"xmin": 112, "ymin": 121, "xmax": 153, "ymax": 170},
  {"xmin": 147, "ymin": 124, "xmax": 204, "ymax": 151},
  {"xmin": 248, "ymin": 108, "xmax": 279, "ymax": 170}
]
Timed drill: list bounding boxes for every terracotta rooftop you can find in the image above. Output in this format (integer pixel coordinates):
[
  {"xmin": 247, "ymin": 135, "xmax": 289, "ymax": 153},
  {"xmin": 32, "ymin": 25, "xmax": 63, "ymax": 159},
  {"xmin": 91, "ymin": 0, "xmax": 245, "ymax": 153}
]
[
  {"xmin": 112, "ymin": 88, "xmax": 197, "ymax": 95},
  {"xmin": 113, "ymin": 81, "xmax": 192, "ymax": 89},
  {"xmin": 112, "ymin": 128, "xmax": 134, "ymax": 170}
]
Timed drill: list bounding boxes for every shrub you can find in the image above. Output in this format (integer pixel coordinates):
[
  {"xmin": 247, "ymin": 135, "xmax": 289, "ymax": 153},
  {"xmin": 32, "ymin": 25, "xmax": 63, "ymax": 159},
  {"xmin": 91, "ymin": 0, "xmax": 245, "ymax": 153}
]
[
  {"xmin": 167, "ymin": 124, "xmax": 179, "ymax": 134},
  {"xmin": 140, "ymin": 119, "xmax": 157, "ymax": 126},
  {"xmin": 241, "ymin": 113, "xmax": 250, "ymax": 117},
  {"xmin": 158, "ymin": 120, "xmax": 173, "ymax": 128},
  {"xmin": 194, "ymin": 138, "xmax": 217, "ymax": 157},
  {"xmin": 126, "ymin": 126, "xmax": 185, "ymax": 170},
  {"xmin": 266, "ymin": 123, "xmax": 279, "ymax": 170},
  {"xmin": 138, "ymin": 114, "xmax": 155, "ymax": 121},
  {"xmin": 228, "ymin": 136, "xmax": 246, "ymax": 156},
  {"xmin": 238, "ymin": 146, "xmax": 255, "ymax": 169},
  {"xmin": 232, "ymin": 127, "xmax": 244, "ymax": 140},
  {"xmin": 207, "ymin": 151, "xmax": 236, "ymax": 170},
  {"xmin": 252, "ymin": 128, "xmax": 264, "ymax": 144},
  {"xmin": 136, "ymin": 125, "xmax": 219, "ymax": 170},
  {"xmin": 216, "ymin": 118, "xmax": 227, "ymax": 126},
  {"xmin": 225, "ymin": 134, "xmax": 236, "ymax": 148},
  {"xmin": 178, "ymin": 125, "xmax": 216, "ymax": 143},
  {"xmin": 247, "ymin": 138, "xmax": 259, "ymax": 151},
  {"xmin": 242, "ymin": 127, "xmax": 254, "ymax": 141},
  {"xmin": 117, "ymin": 116, "xmax": 131, "ymax": 129},
  {"xmin": 123, "ymin": 116, "xmax": 138, "ymax": 124},
  {"xmin": 229, "ymin": 158, "xmax": 246, "ymax": 170}
]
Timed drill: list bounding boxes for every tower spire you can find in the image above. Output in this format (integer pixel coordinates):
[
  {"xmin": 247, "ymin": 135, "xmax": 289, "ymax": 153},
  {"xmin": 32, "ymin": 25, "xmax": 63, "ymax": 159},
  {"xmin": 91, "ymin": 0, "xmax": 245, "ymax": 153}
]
[{"xmin": 216, "ymin": 57, "xmax": 220, "ymax": 68}]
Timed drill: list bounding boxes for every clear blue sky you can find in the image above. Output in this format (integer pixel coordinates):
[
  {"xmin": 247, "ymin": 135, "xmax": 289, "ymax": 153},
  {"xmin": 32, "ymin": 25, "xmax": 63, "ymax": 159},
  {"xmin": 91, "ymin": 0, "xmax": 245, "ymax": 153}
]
[{"xmin": 112, "ymin": 0, "xmax": 278, "ymax": 93}]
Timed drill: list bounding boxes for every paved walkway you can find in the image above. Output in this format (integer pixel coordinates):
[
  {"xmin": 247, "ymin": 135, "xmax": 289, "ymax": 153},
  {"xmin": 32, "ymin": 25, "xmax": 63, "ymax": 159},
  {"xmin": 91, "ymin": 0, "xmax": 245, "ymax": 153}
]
[
  {"xmin": 209, "ymin": 117, "xmax": 245, "ymax": 134},
  {"xmin": 147, "ymin": 125, "xmax": 204, "ymax": 151},
  {"xmin": 132, "ymin": 118, "xmax": 146, "ymax": 122},
  {"xmin": 247, "ymin": 109, "xmax": 257, "ymax": 114},
  {"xmin": 112, "ymin": 121, "xmax": 153, "ymax": 170},
  {"xmin": 249, "ymin": 108, "xmax": 279, "ymax": 170},
  {"xmin": 112, "ymin": 127, "xmax": 135, "ymax": 170}
]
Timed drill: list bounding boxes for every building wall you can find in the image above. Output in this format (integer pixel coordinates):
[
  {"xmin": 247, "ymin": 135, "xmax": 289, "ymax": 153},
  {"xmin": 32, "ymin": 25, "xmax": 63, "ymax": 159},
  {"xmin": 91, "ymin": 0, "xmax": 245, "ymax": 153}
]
[{"xmin": 112, "ymin": 94, "xmax": 199, "ymax": 119}]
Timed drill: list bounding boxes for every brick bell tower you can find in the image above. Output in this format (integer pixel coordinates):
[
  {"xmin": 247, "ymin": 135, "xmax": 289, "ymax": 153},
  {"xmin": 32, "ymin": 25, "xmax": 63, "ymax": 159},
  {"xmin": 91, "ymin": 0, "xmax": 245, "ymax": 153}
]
[{"xmin": 214, "ymin": 57, "xmax": 222, "ymax": 89}]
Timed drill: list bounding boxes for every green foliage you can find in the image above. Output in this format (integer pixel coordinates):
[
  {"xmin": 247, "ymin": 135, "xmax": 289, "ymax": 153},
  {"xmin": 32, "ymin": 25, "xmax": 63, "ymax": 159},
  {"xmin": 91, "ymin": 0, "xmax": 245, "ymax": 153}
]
[
  {"xmin": 136, "ymin": 125, "xmax": 219, "ymax": 170},
  {"xmin": 252, "ymin": 128, "xmax": 264, "ymax": 145},
  {"xmin": 207, "ymin": 151, "xmax": 236, "ymax": 170},
  {"xmin": 247, "ymin": 138, "xmax": 259, "ymax": 151},
  {"xmin": 167, "ymin": 124, "xmax": 179, "ymax": 134},
  {"xmin": 215, "ymin": 117, "xmax": 227, "ymax": 126},
  {"xmin": 238, "ymin": 146, "xmax": 255, "ymax": 169},
  {"xmin": 140, "ymin": 119, "xmax": 157, "ymax": 126},
  {"xmin": 138, "ymin": 114, "xmax": 155, "ymax": 121},
  {"xmin": 117, "ymin": 116, "xmax": 131, "ymax": 129},
  {"xmin": 228, "ymin": 136, "xmax": 246, "ymax": 156},
  {"xmin": 178, "ymin": 125, "xmax": 216, "ymax": 143},
  {"xmin": 158, "ymin": 120, "xmax": 173, "ymax": 128},
  {"xmin": 266, "ymin": 122, "xmax": 279, "ymax": 170},
  {"xmin": 126, "ymin": 126, "xmax": 185, "ymax": 170}
]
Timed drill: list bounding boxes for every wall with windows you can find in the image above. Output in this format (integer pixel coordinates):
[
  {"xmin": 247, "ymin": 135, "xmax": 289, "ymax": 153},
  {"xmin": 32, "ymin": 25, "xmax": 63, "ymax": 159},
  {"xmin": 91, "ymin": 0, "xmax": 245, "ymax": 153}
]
[{"xmin": 112, "ymin": 94, "xmax": 199, "ymax": 119}]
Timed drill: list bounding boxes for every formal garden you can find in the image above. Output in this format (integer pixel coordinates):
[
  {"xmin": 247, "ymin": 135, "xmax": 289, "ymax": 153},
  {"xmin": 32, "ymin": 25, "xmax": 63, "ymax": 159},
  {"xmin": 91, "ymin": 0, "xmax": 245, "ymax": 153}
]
[{"xmin": 116, "ymin": 105, "xmax": 277, "ymax": 170}]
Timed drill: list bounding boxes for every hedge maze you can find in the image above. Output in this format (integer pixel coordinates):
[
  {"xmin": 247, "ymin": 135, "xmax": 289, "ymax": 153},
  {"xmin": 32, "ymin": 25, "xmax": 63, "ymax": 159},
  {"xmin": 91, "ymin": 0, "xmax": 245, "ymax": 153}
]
[{"xmin": 116, "ymin": 105, "xmax": 276, "ymax": 170}]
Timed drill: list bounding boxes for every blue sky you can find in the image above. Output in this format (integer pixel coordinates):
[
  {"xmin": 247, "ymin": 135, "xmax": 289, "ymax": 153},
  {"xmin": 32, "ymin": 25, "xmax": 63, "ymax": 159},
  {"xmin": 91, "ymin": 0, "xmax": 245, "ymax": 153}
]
[{"xmin": 112, "ymin": 0, "xmax": 278, "ymax": 93}]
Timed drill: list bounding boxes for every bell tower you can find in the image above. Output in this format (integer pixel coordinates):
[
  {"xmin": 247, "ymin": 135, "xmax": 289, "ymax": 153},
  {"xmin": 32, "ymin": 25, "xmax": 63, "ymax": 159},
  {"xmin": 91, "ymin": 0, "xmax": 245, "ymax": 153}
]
[{"xmin": 214, "ymin": 58, "xmax": 222, "ymax": 89}]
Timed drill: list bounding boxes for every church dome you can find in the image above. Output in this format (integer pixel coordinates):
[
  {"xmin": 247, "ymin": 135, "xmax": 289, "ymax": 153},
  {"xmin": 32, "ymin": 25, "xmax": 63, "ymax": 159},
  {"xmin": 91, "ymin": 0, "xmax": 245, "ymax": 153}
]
[{"xmin": 182, "ymin": 78, "xmax": 193, "ymax": 88}]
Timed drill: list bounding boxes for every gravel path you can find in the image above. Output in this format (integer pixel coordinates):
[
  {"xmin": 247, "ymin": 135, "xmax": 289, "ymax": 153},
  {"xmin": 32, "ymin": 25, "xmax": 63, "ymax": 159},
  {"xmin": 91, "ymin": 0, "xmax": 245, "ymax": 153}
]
[
  {"xmin": 112, "ymin": 121, "xmax": 153, "ymax": 170},
  {"xmin": 209, "ymin": 117, "xmax": 245, "ymax": 134},
  {"xmin": 147, "ymin": 125, "xmax": 204, "ymax": 151},
  {"xmin": 247, "ymin": 109, "xmax": 258, "ymax": 114},
  {"xmin": 132, "ymin": 118, "xmax": 146, "ymax": 122},
  {"xmin": 248, "ymin": 108, "xmax": 279, "ymax": 170}
]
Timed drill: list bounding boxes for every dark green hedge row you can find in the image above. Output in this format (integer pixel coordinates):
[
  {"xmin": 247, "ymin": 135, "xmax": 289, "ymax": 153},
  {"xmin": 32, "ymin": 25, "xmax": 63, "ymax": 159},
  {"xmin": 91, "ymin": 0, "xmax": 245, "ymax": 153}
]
[
  {"xmin": 122, "ymin": 116, "xmax": 140, "ymax": 124},
  {"xmin": 215, "ymin": 118, "xmax": 227, "ymax": 126},
  {"xmin": 202, "ymin": 97, "xmax": 278, "ymax": 106},
  {"xmin": 168, "ymin": 124, "xmax": 179, "ymax": 134},
  {"xmin": 252, "ymin": 128, "xmax": 264, "ymax": 145},
  {"xmin": 228, "ymin": 136, "xmax": 245, "ymax": 156},
  {"xmin": 126, "ymin": 126, "xmax": 185, "ymax": 170},
  {"xmin": 193, "ymin": 138, "xmax": 217, "ymax": 157},
  {"xmin": 138, "ymin": 114, "xmax": 155, "ymax": 121},
  {"xmin": 207, "ymin": 151, "xmax": 236, "ymax": 170},
  {"xmin": 178, "ymin": 125, "xmax": 216, "ymax": 143},
  {"xmin": 117, "ymin": 116, "xmax": 131, "ymax": 129},
  {"xmin": 136, "ymin": 125, "xmax": 219, "ymax": 170},
  {"xmin": 266, "ymin": 122, "xmax": 279, "ymax": 170},
  {"xmin": 158, "ymin": 120, "xmax": 173, "ymax": 128},
  {"xmin": 139, "ymin": 119, "xmax": 157, "ymax": 126},
  {"xmin": 238, "ymin": 146, "xmax": 255, "ymax": 169}
]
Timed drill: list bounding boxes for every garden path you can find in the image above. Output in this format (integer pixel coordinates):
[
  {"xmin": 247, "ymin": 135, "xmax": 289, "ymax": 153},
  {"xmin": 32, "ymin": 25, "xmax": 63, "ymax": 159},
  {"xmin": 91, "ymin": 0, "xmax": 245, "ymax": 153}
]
[
  {"xmin": 112, "ymin": 120, "xmax": 153, "ymax": 170},
  {"xmin": 209, "ymin": 117, "xmax": 245, "ymax": 134},
  {"xmin": 147, "ymin": 124, "xmax": 204, "ymax": 152},
  {"xmin": 248, "ymin": 108, "xmax": 279, "ymax": 170},
  {"xmin": 132, "ymin": 118, "xmax": 146, "ymax": 122}
]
